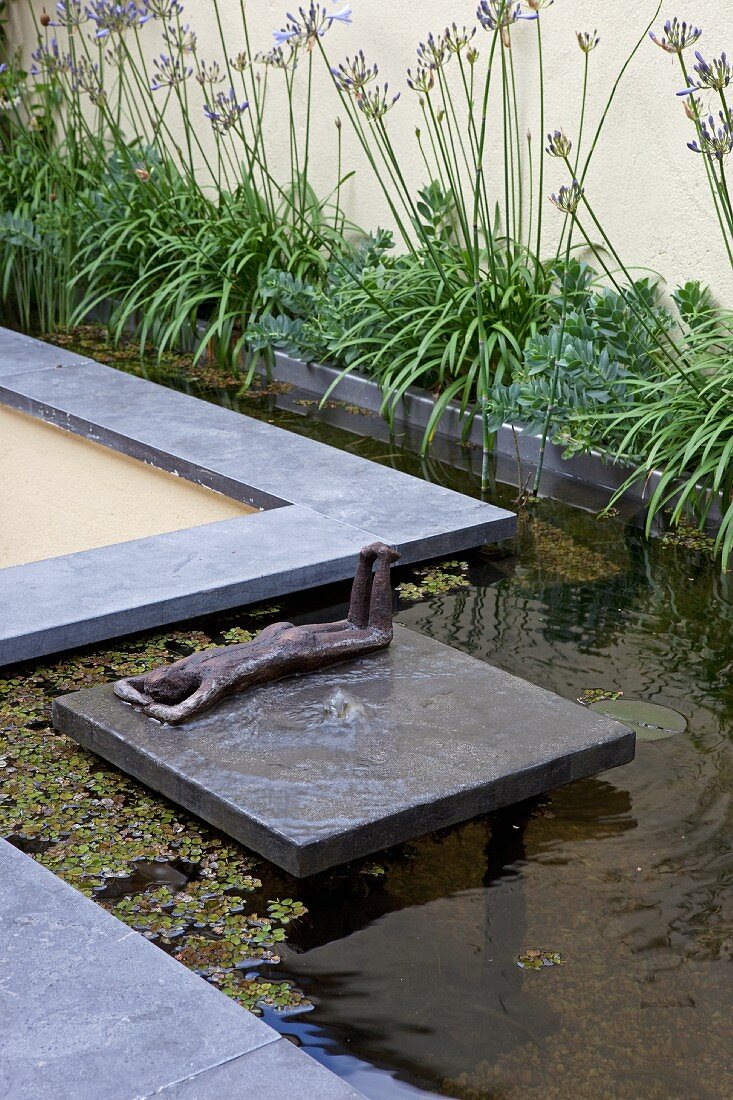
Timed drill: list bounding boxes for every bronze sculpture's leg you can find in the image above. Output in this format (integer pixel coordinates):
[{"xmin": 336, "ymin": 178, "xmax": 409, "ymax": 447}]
[
  {"xmin": 368, "ymin": 546, "xmax": 400, "ymax": 633},
  {"xmin": 347, "ymin": 544, "xmax": 379, "ymax": 628}
]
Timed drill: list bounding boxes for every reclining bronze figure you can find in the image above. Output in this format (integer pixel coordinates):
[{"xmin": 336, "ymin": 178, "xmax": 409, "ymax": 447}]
[{"xmin": 113, "ymin": 542, "xmax": 400, "ymax": 724}]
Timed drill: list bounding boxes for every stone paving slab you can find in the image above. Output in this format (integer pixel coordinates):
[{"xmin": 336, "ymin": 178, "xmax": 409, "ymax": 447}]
[
  {"xmin": 158, "ymin": 1040, "xmax": 365, "ymax": 1098},
  {"xmin": 0, "ymin": 328, "xmax": 515, "ymax": 667},
  {"xmin": 0, "ymin": 352, "xmax": 515, "ymax": 550},
  {"xmin": 53, "ymin": 627, "xmax": 635, "ymax": 877},
  {"xmin": 0, "ymin": 840, "xmax": 365, "ymax": 1100},
  {"xmin": 0, "ymin": 507, "xmax": 379, "ymax": 666},
  {"xmin": 0, "ymin": 328, "xmax": 96, "ymax": 377}
]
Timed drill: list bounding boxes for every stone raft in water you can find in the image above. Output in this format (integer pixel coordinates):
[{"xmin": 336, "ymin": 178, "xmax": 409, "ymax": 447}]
[{"xmin": 53, "ymin": 627, "xmax": 635, "ymax": 877}]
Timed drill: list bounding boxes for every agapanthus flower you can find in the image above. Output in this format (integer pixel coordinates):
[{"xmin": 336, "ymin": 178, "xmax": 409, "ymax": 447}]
[
  {"xmin": 151, "ymin": 52, "xmax": 192, "ymax": 89},
  {"xmin": 550, "ymin": 179, "xmax": 583, "ymax": 214},
  {"xmin": 649, "ymin": 17, "xmax": 702, "ymax": 55},
  {"xmin": 52, "ymin": 0, "xmax": 88, "ymax": 28},
  {"xmin": 203, "ymin": 87, "xmax": 248, "ymax": 133},
  {"xmin": 406, "ymin": 64, "xmax": 435, "ymax": 95},
  {"xmin": 0, "ymin": 63, "xmax": 7, "ymax": 75},
  {"xmin": 72, "ymin": 56, "xmax": 106, "ymax": 103},
  {"xmin": 85, "ymin": 1, "xmax": 150, "ymax": 39},
  {"xmin": 331, "ymin": 50, "xmax": 378, "ymax": 94},
  {"xmin": 679, "ymin": 51, "xmax": 733, "ymax": 95},
  {"xmin": 546, "ymin": 129, "xmax": 572, "ymax": 158},
  {"xmin": 274, "ymin": 3, "xmax": 352, "ymax": 52},
  {"xmin": 31, "ymin": 38, "xmax": 73, "ymax": 77},
  {"xmin": 576, "ymin": 30, "xmax": 599, "ymax": 54},
  {"xmin": 416, "ymin": 32, "xmax": 448, "ymax": 71},
  {"xmin": 444, "ymin": 24, "xmax": 476, "ymax": 54},
  {"xmin": 195, "ymin": 59, "xmax": 225, "ymax": 86},
  {"xmin": 477, "ymin": 1, "xmax": 536, "ymax": 34},
  {"xmin": 688, "ymin": 112, "xmax": 733, "ymax": 161},
  {"xmin": 355, "ymin": 82, "xmax": 399, "ymax": 121}
]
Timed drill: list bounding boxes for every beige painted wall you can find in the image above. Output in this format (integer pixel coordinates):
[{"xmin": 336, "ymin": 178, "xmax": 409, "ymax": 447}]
[
  {"xmin": 0, "ymin": 405, "xmax": 254, "ymax": 568},
  {"xmin": 11, "ymin": 1, "xmax": 733, "ymax": 301}
]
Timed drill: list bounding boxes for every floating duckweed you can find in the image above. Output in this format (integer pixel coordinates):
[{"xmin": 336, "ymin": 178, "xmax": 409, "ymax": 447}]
[
  {"xmin": 0, "ymin": 618, "xmax": 308, "ymax": 1016},
  {"xmin": 398, "ymin": 560, "xmax": 470, "ymax": 602},
  {"xmin": 660, "ymin": 517, "xmax": 718, "ymax": 557},
  {"xmin": 517, "ymin": 949, "xmax": 564, "ymax": 970},
  {"xmin": 577, "ymin": 689, "xmax": 624, "ymax": 707}
]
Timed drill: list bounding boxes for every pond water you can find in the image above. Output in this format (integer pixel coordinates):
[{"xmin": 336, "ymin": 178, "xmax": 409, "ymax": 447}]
[
  {"xmin": 156, "ymin": 365, "xmax": 733, "ymax": 1099},
  {"xmin": 6, "ymin": 338, "xmax": 733, "ymax": 1098}
]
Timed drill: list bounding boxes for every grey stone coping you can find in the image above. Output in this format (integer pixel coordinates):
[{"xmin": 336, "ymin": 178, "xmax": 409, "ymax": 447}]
[
  {"xmin": 0, "ymin": 328, "xmax": 97, "ymax": 377},
  {"xmin": 53, "ymin": 626, "xmax": 635, "ymax": 877},
  {"xmin": 0, "ymin": 839, "xmax": 366, "ymax": 1100},
  {"xmin": 0, "ymin": 508, "xmax": 378, "ymax": 666},
  {"xmin": 0, "ymin": 327, "xmax": 515, "ymax": 667}
]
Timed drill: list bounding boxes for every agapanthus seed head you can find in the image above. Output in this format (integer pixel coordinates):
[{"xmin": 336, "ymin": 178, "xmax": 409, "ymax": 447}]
[
  {"xmin": 257, "ymin": 44, "xmax": 298, "ymax": 70},
  {"xmin": 527, "ymin": 0, "xmax": 554, "ymax": 10},
  {"xmin": 649, "ymin": 17, "xmax": 702, "ymax": 55},
  {"xmin": 688, "ymin": 111, "xmax": 733, "ymax": 161},
  {"xmin": 576, "ymin": 29, "xmax": 599, "ymax": 54},
  {"xmin": 146, "ymin": 0, "xmax": 183, "ymax": 18},
  {"xmin": 444, "ymin": 24, "xmax": 476, "ymax": 54},
  {"xmin": 406, "ymin": 63, "xmax": 435, "ymax": 95},
  {"xmin": 231, "ymin": 51, "xmax": 249, "ymax": 72},
  {"xmin": 356, "ymin": 82, "xmax": 400, "ymax": 122},
  {"xmin": 163, "ymin": 22, "xmax": 197, "ymax": 55},
  {"xmin": 195, "ymin": 59, "xmax": 225, "ymax": 86},
  {"xmin": 151, "ymin": 52, "xmax": 192, "ymax": 89},
  {"xmin": 550, "ymin": 179, "xmax": 584, "ymax": 214},
  {"xmin": 416, "ymin": 32, "xmax": 448, "ymax": 71},
  {"xmin": 546, "ymin": 128, "xmax": 572, "ymax": 158}
]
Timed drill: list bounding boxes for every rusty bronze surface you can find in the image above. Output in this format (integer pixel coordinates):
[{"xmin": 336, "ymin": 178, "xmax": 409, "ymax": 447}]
[{"xmin": 113, "ymin": 542, "xmax": 400, "ymax": 724}]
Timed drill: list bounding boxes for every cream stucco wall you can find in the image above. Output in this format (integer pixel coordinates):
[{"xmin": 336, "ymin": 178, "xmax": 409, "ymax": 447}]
[
  {"xmin": 0, "ymin": 405, "xmax": 255, "ymax": 568},
  {"xmin": 10, "ymin": 1, "xmax": 733, "ymax": 302}
]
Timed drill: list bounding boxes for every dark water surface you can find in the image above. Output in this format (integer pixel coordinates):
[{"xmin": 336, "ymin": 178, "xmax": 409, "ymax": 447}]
[
  {"xmin": 158, "ymin": 372, "xmax": 733, "ymax": 1099},
  {"xmin": 22, "ymin": 341, "xmax": 733, "ymax": 1098}
]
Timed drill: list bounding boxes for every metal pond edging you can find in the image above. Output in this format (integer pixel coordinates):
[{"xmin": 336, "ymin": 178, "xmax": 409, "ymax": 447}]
[{"xmin": 0, "ymin": 327, "xmax": 515, "ymax": 667}]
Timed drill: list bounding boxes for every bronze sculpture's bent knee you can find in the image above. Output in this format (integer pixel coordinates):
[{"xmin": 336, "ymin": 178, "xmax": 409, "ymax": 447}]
[{"xmin": 113, "ymin": 542, "xmax": 400, "ymax": 725}]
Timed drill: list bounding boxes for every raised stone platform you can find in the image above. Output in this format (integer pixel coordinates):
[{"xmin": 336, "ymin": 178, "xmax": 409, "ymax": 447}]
[{"xmin": 53, "ymin": 628, "xmax": 635, "ymax": 877}]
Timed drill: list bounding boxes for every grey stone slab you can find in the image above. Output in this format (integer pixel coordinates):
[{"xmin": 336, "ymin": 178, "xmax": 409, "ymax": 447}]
[
  {"xmin": 0, "ymin": 839, "xmax": 280, "ymax": 1100},
  {"xmin": 0, "ymin": 357, "xmax": 516, "ymax": 552},
  {"xmin": 158, "ymin": 1040, "xmax": 366, "ymax": 1098},
  {"xmin": 0, "ymin": 325, "xmax": 96, "ymax": 377},
  {"xmin": 53, "ymin": 627, "xmax": 635, "ymax": 877},
  {"xmin": 0, "ymin": 507, "xmax": 378, "ymax": 666}
]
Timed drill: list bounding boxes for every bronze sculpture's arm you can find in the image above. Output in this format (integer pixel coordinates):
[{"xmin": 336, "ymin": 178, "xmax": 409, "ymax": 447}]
[{"xmin": 113, "ymin": 542, "xmax": 400, "ymax": 725}]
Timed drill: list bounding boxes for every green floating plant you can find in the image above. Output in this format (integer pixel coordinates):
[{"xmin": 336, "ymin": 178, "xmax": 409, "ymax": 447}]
[{"xmin": 398, "ymin": 560, "xmax": 471, "ymax": 602}]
